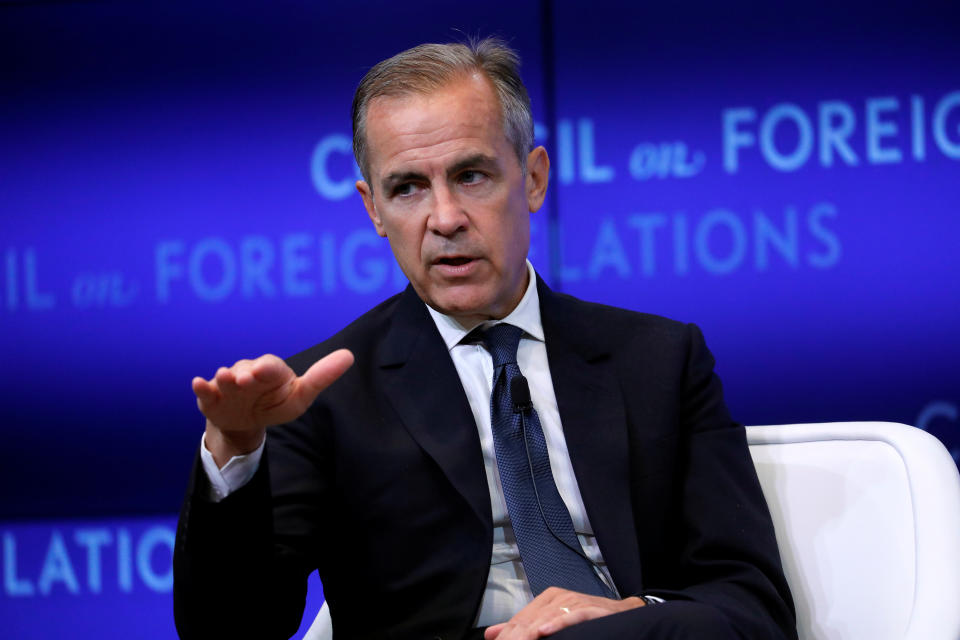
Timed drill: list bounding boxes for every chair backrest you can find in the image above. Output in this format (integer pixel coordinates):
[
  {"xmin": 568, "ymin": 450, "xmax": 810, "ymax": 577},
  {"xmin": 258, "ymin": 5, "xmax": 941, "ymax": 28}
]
[
  {"xmin": 305, "ymin": 421, "xmax": 960, "ymax": 640},
  {"xmin": 303, "ymin": 601, "xmax": 331, "ymax": 640},
  {"xmin": 747, "ymin": 422, "xmax": 960, "ymax": 640}
]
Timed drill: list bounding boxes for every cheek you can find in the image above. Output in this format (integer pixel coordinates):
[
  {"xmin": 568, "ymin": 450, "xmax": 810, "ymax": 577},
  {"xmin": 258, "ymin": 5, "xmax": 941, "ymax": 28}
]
[
  {"xmin": 487, "ymin": 192, "xmax": 529, "ymax": 250},
  {"xmin": 384, "ymin": 220, "xmax": 426, "ymax": 266},
  {"xmin": 507, "ymin": 204, "xmax": 531, "ymax": 250}
]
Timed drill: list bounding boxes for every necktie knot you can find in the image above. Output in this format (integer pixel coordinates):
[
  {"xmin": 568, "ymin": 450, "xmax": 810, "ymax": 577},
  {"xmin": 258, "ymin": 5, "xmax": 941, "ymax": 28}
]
[{"xmin": 481, "ymin": 323, "xmax": 523, "ymax": 369}]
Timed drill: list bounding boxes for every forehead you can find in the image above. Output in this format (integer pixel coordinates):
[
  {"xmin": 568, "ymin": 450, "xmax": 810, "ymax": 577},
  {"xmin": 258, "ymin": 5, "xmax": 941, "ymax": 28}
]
[{"xmin": 363, "ymin": 74, "xmax": 511, "ymax": 175}]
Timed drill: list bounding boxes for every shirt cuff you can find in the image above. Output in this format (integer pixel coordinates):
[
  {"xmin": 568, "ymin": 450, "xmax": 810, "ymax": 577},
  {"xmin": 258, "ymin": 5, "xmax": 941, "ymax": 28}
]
[{"xmin": 199, "ymin": 432, "xmax": 265, "ymax": 502}]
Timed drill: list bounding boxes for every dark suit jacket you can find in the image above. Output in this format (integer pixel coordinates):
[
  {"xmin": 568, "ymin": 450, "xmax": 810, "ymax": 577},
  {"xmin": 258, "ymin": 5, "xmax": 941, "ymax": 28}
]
[{"xmin": 174, "ymin": 277, "xmax": 797, "ymax": 640}]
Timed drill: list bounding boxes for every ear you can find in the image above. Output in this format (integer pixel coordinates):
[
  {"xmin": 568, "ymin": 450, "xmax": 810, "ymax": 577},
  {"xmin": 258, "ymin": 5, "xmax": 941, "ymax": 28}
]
[
  {"xmin": 357, "ymin": 180, "xmax": 386, "ymax": 237},
  {"xmin": 524, "ymin": 146, "xmax": 550, "ymax": 213}
]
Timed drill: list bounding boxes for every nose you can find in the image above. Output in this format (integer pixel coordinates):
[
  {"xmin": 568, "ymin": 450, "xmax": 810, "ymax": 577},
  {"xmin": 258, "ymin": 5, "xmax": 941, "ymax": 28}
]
[{"xmin": 427, "ymin": 183, "xmax": 468, "ymax": 236}]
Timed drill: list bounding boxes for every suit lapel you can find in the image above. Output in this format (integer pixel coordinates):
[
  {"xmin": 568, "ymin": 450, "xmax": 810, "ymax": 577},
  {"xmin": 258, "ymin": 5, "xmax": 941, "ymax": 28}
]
[
  {"xmin": 377, "ymin": 286, "xmax": 492, "ymax": 531},
  {"xmin": 538, "ymin": 279, "xmax": 644, "ymax": 596},
  {"xmin": 372, "ymin": 281, "xmax": 643, "ymax": 593}
]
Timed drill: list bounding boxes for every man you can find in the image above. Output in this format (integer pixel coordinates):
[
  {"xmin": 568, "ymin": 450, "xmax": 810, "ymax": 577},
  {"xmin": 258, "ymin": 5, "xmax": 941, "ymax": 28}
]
[{"xmin": 174, "ymin": 39, "xmax": 797, "ymax": 640}]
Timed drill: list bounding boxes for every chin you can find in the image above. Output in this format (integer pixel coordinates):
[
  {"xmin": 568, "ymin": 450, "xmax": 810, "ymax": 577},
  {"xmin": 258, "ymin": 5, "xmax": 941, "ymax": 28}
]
[{"xmin": 429, "ymin": 293, "xmax": 495, "ymax": 321}]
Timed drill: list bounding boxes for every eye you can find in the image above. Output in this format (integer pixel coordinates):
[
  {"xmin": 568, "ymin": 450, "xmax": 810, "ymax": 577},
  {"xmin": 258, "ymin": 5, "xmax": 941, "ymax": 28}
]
[
  {"xmin": 459, "ymin": 170, "xmax": 486, "ymax": 185},
  {"xmin": 392, "ymin": 182, "xmax": 421, "ymax": 197}
]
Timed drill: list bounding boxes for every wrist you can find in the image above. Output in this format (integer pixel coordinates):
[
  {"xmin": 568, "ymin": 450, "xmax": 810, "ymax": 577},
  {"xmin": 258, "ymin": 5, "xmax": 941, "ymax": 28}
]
[
  {"xmin": 620, "ymin": 596, "xmax": 647, "ymax": 610},
  {"xmin": 203, "ymin": 423, "xmax": 265, "ymax": 468}
]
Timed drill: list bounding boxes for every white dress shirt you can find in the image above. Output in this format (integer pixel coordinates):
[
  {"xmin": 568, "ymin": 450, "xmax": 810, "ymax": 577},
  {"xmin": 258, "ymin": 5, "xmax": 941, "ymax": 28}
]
[
  {"xmin": 425, "ymin": 262, "xmax": 617, "ymax": 625},
  {"xmin": 199, "ymin": 261, "xmax": 617, "ymax": 626}
]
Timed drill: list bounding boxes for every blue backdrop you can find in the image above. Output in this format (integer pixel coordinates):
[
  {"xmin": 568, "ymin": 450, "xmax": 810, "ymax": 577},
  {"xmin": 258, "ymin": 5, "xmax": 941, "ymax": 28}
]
[{"xmin": 2, "ymin": 1, "xmax": 958, "ymax": 637}]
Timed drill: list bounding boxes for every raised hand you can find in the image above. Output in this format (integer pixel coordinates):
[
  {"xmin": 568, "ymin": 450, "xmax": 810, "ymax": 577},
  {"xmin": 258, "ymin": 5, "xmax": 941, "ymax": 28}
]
[{"xmin": 192, "ymin": 349, "xmax": 355, "ymax": 466}]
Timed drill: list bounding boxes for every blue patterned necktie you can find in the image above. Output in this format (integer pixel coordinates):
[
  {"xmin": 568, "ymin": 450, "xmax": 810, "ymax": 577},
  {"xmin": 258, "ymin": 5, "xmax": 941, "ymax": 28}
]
[{"xmin": 481, "ymin": 323, "xmax": 612, "ymax": 598}]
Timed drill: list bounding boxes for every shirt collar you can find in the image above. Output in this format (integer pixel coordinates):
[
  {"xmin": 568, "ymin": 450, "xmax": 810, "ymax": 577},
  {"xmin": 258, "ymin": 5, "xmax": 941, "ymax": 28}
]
[{"xmin": 426, "ymin": 260, "xmax": 544, "ymax": 351}]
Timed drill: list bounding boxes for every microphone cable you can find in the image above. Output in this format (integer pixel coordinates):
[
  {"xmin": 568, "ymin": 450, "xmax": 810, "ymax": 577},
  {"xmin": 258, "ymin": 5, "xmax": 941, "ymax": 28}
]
[{"xmin": 511, "ymin": 374, "xmax": 615, "ymax": 596}]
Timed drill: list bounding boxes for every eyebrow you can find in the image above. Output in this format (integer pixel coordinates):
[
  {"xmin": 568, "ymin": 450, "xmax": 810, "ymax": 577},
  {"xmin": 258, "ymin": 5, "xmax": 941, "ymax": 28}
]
[
  {"xmin": 447, "ymin": 153, "xmax": 499, "ymax": 177},
  {"xmin": 380, "ymin": 171, "xmax": 424, "ymax": 194},
  {"xmin": 379, "ymin": 154, "xmax": 501, "ymax": 194}
]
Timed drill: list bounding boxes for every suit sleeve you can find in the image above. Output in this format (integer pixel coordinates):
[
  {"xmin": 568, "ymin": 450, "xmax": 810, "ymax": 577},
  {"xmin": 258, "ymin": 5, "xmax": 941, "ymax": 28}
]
[
  {"xmin": 642, "ymin": 323, "xmax": 797, "ymax": 637},
  {"xmin": 173, "ymin": 400, "xmax": 333, "ymax": 640},
  {"xmin": 557, "ymin": 323, "xmax": 797, "ymax": 639}
]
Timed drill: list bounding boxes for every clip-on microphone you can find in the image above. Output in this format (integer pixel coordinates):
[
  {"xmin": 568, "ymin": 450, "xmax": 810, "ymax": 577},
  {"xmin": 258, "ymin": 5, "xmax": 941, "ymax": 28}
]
[{"xmin": 511, "ymin": 375, "xmax": 534, "ymax": 412}]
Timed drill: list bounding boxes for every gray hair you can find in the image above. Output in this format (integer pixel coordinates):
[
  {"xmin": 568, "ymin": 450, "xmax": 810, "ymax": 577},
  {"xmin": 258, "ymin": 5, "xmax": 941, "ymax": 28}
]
[{"xmin": 351, "ymin": 37, "xmax": 534, "ymax": 186}]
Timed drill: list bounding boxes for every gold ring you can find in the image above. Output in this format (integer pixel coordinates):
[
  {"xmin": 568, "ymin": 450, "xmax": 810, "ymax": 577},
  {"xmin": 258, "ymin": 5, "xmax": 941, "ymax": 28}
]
[{"xmin": 561, "ymin": 607, "xmax": 571, "ymax": 614}]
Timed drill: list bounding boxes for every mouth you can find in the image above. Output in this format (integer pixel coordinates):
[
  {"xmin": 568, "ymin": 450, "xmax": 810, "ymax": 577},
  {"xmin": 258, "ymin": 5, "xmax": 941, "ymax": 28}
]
[
  {"xmin": 434, "ymin": 256, "xmax": 475, "ymax": 267},
  {"xmin": 431, "ymin": 255, "xmax": 480, "ymax": 276}
]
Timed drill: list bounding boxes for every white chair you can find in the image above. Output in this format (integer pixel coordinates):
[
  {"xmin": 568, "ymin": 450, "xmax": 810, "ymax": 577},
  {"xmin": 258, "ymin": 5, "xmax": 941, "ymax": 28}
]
[
  {"xmin": 748, "ymin": 422, "xmax": 960, "ymax": 639},
  {"xmin": 303, "ymin": 601, "xmax": 331, "ymax": 640},
  {"xmin": 305, "ymin": 421, "xmax": 960, "ymax": 640}
]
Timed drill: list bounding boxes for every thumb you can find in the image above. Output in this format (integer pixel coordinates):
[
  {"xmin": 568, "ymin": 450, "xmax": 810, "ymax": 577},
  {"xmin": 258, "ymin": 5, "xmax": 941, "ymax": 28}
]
[{"xmin": 298, "ymin": 349, "xmax": 355, "ymax": 399}]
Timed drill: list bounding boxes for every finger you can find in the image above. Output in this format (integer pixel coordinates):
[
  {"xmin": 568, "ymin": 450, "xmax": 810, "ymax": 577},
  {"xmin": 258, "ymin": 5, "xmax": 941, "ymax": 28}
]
[
  {"xmin": 214, "ymin": 366, "xmax": 242, "ymax": 397},
  {"xmin": 231, "ymin": 359, "xmax": 257, "ymax": 386},
  {"xmin": 298, "ymin": 349, "xmax": 355, "ymax": 397},
  {"xmin": 484, "ymin": 623, "xmax": 505, "ymax": 640},
  {"xmin": 485, "ymin": 623, "xmax": 527, "ymax": 640},
  {"xmin": 538, "ymin": 601, "xmax": 630, "ymax": 637},
  {"xmin": 248, "ymin": 354, "xmax": 291, "ymax": 385},
  {"xmin": 488, "ymin": 588, "xmax": 572, "ymax": 640},
  {"xmin": 192, "ymin": 375, "xmax": 214, "ymax": 397},
  {"xmin": 496, "ymin": 623, "xmax": 544, "ymax": 640},
  {"xmin": 489, "ymin": 610, "xmax": 559, "ymax": 640},
  {"xmin": 192, "ymin": 376, "xmax": 220, "ymax": 409},
  {"xmin": 521, "ymin": 605, "xmax": 571, "ymax": 639},
  {"xmin": 537, "ymin": 607, "xmax": 595, "ymax": 636}
]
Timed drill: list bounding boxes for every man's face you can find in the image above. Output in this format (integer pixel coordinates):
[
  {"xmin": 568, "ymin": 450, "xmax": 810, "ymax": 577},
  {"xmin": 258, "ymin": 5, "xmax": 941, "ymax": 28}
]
[{"xmin": 356, "ymin": 73, "xmax": 549, "ymax": 327}]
